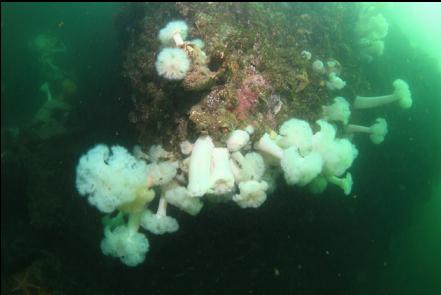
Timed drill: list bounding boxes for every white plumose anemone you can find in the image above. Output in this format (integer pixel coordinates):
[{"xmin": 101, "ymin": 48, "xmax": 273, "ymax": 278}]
[
  {"xmin": 369, "ymin": 118, "xmax": 388, "ymax": 144},
  {"xmin": 140, "ymin": 198, "xmax": 179, "ymax": 235},
  {"xmin": 155, "ymin": 48, "xmax": 190, "ymax": 80},
  {"xmin": 312, "ymin": 120, "xmax": 358, "ymax": 177},
  {"xmin": 187, "ymin": 135, "xmax": 215, "ymax": 197},
  {"xmin": 346, "ymin": 118, "xmax": 388, "ymax": 144},
  {"xmin": 355, "ymin": 8, "xmax": 389, "ymax": 60},
  {"xmin": 227, "ymin": 129, "xmax": 250, "ymax": 152},
  {"xmin": 277, "ymin": 118, "xmax": 313, "ymax": 154},
  {"xmin": 159, "ymin": 20, "xmax": 188, "ymax": 46},
  {"xmin": 180, "ymin": 140, "xmax": 193, "ymax": 155},
  {"xmin": 361, "ymin": 39, "xmax": 385, "ymax": 57},
  {"xmin": 164, "ymin": 184, "xmax": 203, "ymax": 216},
  {"xmin": 321, "ymin": 138, "xmax": 358, "ymax": 177},
  {"xmin": 76, "ymin": 145, "xmax": 149, "ymax": 213},
  {"xmin": 281, "ymin": 147, "xmax": 323, "ymax": 186},
  {"xmin": 354, "ymin": 79, "xmax": 412, "ymax": 109},
  {"xmin": 301, "ymin": 50, "xmax": 312, "ymax": 60},
  {"xmin": 309, "ymin": 175, "xmax": 328, "ymax": 194},
  {"xmin": 146, "ymin": 161, "xmax": 178, "ymax": 187},
  {"xmin": 328, "ymin": 172, "xmax": 353, "ymax": 195},
  {"xmin": 101, "ymin": 222, "xmax": 149, "ymax": 267},
  {"xmin": 326, "ymin": 72, "xmax": 346, "ymax": 90},
  {"xmin": 230, "ymin": 151, "xmax": 266, "ymax": 183},
  {"xmin": 209, "ymin": 148, "xmax": 235, "ymax": 195},
  {"xmin": 233, "ymin": 180, "xmax": 269, "ymax": 208},
  {"xmin": 190, "ymin": 38, "xmax": 205, "ymax": 49},
  {"xmin": 312, "ymin": 60, "xmax": 325, "ymax": 74},
  {"xmin": 322, "ymin": 97, "xmax": 351, "ymax": 125},
  {"xmin": 255, "ymin": 133, "xmax": 284, "ymax": 161}
]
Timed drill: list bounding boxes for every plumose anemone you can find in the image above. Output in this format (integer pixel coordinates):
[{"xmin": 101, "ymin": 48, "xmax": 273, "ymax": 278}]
[
  {"xmin": 346, "ymin": 118, "xmax": 388, "ymax": 144},
  {"xmin": 159, "ymin": 20, "xmax": 188, "ymax": 47},
  {"xmin": 155, "ymin": 48, "xmax": 190, "ymax": 80},
  {"xmin": 354, "ymin": 79, "xmax": 412, "ymax": 109},
  {"xmin": 322, "ymin": 97, "xmax": 351, "ymax": 124}
]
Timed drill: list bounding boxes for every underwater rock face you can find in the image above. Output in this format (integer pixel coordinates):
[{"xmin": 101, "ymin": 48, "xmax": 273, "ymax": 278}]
[
  {"xmin": 182, "ymin": 63, "xmax": 215, "ymax": 91},
  {"xmin": 234, "ymin": 66, "xmax": 270, "ymax": 121},
  {"xmin": 121, "ymin": 3, "xmax": 369, "ymax": 148}
]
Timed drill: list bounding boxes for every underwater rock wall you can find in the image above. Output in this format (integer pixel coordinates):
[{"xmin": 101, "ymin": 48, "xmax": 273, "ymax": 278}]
[{"xmin": 121, "ymin": 3, "xmax": 369, "ymax": 150}]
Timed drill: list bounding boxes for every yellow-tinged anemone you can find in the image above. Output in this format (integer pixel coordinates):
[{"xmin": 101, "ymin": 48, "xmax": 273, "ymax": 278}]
[
  {"xmin": 269, "ymin": 130, "xmax": 277, "ymax": 139},
  {"xmin": 118, "ymin": 187, "xmax": 155, "ymax": 214}
]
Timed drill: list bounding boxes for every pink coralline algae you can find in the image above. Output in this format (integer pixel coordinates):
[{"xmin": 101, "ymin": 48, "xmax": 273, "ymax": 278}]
[{"xmin": 234, "ymin": 67, "xmax": 270, "ymax": 120}]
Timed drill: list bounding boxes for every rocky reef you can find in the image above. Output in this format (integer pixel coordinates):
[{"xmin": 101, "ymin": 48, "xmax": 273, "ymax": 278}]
[{"xmin": 121, "ymin": 3, "xmax": 369, "ymax": 151}]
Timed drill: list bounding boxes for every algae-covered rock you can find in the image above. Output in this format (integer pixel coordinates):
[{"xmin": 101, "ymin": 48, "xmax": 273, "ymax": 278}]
[{"xmin": 120, "ymin": 3, "xmax": 368, "ymax": 147}]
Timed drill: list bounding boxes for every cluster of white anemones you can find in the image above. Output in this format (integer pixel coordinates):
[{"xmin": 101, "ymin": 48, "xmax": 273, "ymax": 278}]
[
  {"xmin": 78, "ymin": 45, "xmax": 413, "ymax": 266},
  {"xmin": 355, "ymin": 5, "xmax": 389, "ymax": 61},
  {"xmin": 155, "ymin": 20, "xmax": 207, "ymax": 80},
  {"xmin": 311, "ymin": 58, "xmax": 347, "ymax": 91},
  {"xmin": 304, "ymin": 47, "xmax": 411, "ymax": 146},
  {"xmin": 75, "ymin": 75, "xmax": 413, "ymax": 266},
  {"xmin": 75, "ymin": 114, "xmax": 358, "ymax": 266}
]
